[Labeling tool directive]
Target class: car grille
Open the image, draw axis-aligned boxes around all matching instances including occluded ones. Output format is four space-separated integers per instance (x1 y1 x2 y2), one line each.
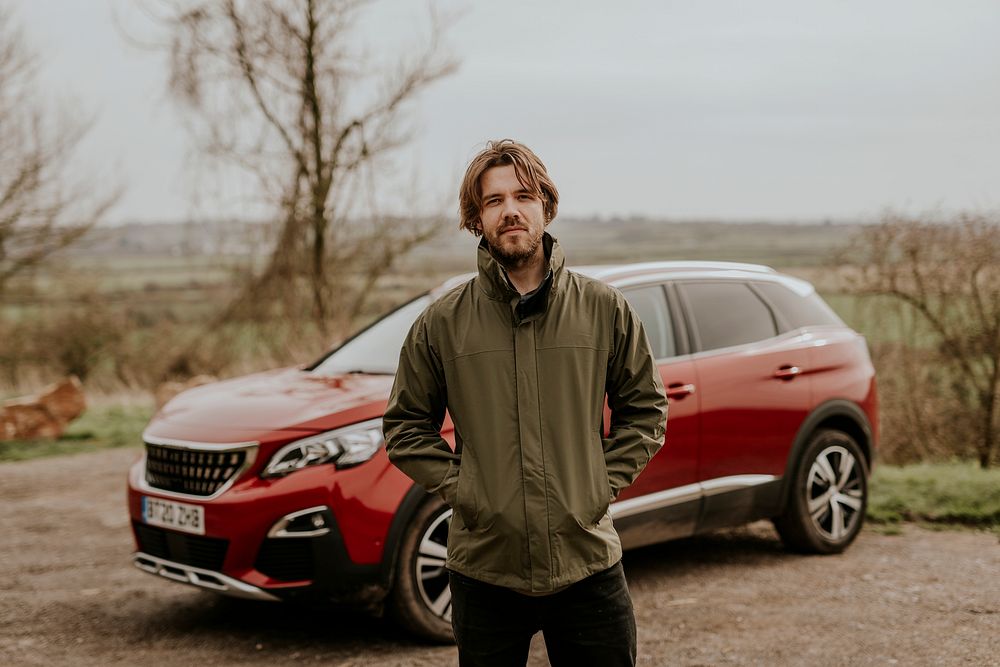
133 522 228 571
255 538 315 582
144 442 250 497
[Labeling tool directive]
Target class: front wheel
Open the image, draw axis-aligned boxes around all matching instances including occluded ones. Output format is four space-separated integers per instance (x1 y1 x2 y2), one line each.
386 497 455 643
773 429 869 554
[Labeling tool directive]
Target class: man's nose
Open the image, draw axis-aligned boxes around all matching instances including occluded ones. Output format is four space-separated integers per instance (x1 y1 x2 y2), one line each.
501 197 520 220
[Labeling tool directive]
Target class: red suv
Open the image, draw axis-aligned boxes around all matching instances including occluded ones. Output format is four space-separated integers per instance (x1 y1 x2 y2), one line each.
127 260 877 642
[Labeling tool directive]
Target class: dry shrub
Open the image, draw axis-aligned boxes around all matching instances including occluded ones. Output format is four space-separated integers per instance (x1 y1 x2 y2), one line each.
871 342 982 464
0 308 329 394
840 212 1000 467
0 301 126 390
48 306 126 382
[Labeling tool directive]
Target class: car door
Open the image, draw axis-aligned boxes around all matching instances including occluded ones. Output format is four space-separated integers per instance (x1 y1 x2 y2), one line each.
676 280 812 485
609 283 701 546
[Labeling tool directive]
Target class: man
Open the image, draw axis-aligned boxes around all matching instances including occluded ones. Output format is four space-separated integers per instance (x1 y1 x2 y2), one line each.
383 139 667 666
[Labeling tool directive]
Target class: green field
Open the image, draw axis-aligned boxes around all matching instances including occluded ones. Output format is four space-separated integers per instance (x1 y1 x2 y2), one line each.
8 219 867 318
0 218 947 399
1 219 885 393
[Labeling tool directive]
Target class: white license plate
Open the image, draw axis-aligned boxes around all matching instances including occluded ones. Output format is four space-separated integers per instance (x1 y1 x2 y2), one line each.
142 497 205 535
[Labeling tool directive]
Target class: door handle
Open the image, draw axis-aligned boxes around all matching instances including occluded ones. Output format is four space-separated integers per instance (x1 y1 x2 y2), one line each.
666 382 696 399
773 365 802 380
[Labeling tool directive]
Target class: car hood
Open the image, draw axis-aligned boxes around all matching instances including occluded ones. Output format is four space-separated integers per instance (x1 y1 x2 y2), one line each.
149 367 394 439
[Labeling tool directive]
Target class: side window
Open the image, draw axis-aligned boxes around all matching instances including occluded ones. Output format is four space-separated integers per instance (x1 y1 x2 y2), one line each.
622 285 676 359
679 281 777 352
753 281 844 329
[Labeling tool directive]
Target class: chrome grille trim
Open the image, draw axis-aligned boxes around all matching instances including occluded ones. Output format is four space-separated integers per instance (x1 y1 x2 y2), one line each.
139 434 258 501
132 552 280 601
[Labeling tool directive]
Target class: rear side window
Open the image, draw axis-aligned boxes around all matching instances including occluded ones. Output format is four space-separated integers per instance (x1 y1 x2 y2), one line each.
753 281 844 329
622 285 676 359
679 282 777 352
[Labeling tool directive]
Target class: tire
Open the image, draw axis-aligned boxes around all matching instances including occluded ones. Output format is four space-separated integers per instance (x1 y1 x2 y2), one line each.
773 429 869 554
386 497 455 644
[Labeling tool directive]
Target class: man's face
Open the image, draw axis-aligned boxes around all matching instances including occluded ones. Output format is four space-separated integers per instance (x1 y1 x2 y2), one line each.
478 164 547 267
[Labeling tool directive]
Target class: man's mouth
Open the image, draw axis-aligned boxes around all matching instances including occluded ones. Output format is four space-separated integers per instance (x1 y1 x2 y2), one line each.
500 227 527 236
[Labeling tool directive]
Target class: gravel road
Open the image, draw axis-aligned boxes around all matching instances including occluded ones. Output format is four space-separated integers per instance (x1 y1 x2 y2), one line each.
2 448 997 666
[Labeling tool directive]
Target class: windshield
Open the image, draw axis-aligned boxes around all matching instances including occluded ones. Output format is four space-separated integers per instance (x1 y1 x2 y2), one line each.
310 295 432 376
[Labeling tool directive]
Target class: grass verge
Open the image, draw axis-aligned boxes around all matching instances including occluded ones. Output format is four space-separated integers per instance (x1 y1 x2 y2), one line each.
867 462 1000 530
0 403 153 462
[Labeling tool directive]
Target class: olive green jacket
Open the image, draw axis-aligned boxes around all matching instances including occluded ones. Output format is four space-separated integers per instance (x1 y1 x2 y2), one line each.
383 234 667 592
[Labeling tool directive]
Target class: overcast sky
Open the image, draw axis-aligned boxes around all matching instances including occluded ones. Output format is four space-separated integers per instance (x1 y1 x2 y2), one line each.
12 0 1000 223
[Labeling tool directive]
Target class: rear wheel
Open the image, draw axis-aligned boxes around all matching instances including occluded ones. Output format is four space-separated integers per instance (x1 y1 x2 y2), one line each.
773 429 869 554
386 497 455 643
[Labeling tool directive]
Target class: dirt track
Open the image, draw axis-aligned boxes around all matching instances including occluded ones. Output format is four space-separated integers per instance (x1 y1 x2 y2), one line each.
1 447 998 666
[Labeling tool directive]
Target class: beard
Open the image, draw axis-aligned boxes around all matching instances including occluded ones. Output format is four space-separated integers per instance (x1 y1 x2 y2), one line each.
485 223 544 268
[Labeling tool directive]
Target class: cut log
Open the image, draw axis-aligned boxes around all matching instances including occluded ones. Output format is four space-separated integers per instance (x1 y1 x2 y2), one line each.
0 376 86 440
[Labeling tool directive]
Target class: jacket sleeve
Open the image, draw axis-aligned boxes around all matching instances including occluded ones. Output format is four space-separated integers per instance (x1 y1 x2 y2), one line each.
603 293 668 500
382 309 461 506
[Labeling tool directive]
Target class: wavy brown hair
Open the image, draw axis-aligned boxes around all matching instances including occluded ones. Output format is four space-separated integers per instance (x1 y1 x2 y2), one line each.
458 139 560 236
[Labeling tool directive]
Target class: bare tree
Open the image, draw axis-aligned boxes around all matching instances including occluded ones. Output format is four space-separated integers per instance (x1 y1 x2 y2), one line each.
150 0 456 336
0 8 119 298
843 213 1000 468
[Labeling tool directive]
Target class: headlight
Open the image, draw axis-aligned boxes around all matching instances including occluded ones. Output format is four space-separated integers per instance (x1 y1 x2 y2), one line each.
262 418 384 478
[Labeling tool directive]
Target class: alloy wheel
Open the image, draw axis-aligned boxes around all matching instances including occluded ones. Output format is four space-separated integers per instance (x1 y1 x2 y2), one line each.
415 507 452 622
805 445 864 541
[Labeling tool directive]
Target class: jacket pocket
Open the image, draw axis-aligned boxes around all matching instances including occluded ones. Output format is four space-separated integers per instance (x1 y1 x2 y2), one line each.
586 432 611 526
454 456 479 530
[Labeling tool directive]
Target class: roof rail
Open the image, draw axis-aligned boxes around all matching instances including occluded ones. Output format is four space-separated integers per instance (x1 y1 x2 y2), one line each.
432 260 778 296
574 260 777 280
611 260 776 274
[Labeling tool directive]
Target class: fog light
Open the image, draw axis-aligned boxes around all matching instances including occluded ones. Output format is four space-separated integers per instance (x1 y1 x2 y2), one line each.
267 506 331 538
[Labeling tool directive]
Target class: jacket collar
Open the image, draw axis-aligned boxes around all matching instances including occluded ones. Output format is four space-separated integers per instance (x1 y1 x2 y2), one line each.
476 232 566 303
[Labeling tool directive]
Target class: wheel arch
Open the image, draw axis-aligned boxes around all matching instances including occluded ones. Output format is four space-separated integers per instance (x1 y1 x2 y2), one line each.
378 482 436 591
777 399 874 513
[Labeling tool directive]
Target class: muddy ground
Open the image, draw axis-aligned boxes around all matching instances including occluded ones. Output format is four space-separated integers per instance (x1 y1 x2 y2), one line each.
1 448 997 666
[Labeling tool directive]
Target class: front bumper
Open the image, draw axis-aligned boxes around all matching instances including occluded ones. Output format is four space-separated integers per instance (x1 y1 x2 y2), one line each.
127 453 412 609
129 504 387 608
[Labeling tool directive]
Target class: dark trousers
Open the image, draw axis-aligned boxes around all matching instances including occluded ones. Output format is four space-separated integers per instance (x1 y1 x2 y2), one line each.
448 561 637 667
